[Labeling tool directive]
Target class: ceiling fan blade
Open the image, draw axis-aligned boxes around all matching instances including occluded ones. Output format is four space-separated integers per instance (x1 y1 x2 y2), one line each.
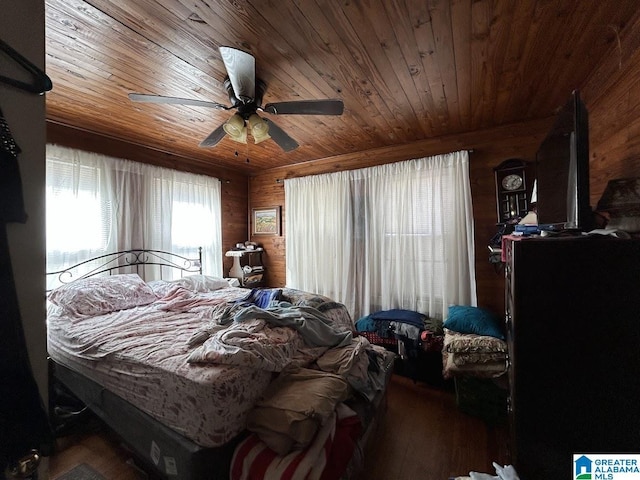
263 99 344 115
199 124 227 148
265 119 299 152
219 46 255 102
129 93 229 110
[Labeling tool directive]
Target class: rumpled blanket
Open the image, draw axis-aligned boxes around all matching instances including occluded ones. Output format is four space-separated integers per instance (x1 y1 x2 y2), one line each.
157 285 228 316
316 336 376 401
189 303 352 349
235 304 352 348
186 303 352 371
187 319 305 371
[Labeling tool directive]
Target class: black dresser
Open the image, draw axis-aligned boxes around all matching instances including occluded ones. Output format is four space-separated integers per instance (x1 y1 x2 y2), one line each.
504 235 640 479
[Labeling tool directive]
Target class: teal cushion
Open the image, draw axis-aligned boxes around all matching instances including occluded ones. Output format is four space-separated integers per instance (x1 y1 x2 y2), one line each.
443 305 504 339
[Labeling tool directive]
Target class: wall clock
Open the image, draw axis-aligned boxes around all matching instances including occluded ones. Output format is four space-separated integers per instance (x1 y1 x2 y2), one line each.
494 159 529 223
502 173 523 191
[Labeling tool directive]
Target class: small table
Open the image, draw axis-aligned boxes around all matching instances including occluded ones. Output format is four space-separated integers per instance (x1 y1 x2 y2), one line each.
225 248 264 287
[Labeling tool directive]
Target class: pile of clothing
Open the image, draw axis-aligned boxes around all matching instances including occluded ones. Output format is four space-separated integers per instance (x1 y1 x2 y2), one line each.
355 308 427 357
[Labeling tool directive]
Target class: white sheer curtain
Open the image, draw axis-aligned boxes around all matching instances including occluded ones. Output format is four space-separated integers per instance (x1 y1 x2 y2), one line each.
285 150 476 321
46 144 222 283
286 170 356 309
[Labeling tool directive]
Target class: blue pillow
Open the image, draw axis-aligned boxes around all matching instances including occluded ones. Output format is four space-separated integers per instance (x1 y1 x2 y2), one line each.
443 305 504 339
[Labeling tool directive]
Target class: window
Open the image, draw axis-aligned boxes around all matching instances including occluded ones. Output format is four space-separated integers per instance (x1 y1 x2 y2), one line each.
46 145 222 283
285 151 476 320
46 161 111 253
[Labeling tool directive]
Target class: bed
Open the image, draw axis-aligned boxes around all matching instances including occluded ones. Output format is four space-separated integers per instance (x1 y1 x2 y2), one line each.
46 249 395 480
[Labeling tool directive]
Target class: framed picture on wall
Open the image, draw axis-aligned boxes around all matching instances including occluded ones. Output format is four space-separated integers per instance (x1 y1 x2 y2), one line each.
252 206 281 235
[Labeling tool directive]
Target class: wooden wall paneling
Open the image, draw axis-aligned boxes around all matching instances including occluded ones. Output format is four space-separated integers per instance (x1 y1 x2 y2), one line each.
490 1 533 125
470 0 499 128
46 122 249 274
519 3 593 118
248 174 286 287
581 8 640 110
250 117 553 313
337 0 423 142
45 1 640 176
220 177 249 277
427 0 461 133
47 121 239 178
260 117 553 181
383 1 439 136
47 0 640 316
47 20 640 316
245 1 383 148
583 9 640 208
450 0 473 131
409 0 453 136
467 129 547 315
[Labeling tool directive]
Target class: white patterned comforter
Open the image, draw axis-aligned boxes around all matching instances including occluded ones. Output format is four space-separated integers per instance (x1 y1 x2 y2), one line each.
47 284 355 448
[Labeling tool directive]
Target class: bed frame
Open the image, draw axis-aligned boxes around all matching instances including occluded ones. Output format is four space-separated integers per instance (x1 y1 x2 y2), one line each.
47 248 394 480
51 362 241 479
46 248 202 291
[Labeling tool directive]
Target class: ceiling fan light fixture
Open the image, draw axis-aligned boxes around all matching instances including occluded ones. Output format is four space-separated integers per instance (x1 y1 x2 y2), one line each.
236 127 248 144
248 113 270 144
129 47 342 152
223 113 247 143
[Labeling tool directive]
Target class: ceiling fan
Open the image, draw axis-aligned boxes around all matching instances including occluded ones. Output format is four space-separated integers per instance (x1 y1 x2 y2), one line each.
129 46 344 152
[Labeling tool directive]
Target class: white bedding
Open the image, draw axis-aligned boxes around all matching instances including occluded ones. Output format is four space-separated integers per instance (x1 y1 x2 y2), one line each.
47 283 356 448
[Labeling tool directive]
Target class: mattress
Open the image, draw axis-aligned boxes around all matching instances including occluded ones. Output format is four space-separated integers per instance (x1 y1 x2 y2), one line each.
48 283 356 448
48 286 274 447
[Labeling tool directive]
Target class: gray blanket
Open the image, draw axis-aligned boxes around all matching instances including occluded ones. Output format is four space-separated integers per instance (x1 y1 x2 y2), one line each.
233 304 352 348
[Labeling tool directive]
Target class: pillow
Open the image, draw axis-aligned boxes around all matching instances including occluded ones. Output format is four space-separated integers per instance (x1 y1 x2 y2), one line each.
48 273 157 317
146 279 174 297
168 274 229 293
443 305 504 339
443 328 508 354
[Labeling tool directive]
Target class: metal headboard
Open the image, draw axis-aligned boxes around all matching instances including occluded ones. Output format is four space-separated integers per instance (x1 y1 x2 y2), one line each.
46 248 202 291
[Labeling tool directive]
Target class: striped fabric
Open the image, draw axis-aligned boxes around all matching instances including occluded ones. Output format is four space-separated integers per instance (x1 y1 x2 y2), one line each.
230 405 361 480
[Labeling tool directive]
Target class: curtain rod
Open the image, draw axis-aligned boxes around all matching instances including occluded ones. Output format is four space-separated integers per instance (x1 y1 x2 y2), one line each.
275 149 475 183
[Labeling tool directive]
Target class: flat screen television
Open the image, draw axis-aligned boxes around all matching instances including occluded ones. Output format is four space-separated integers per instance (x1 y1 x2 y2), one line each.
535 90 591 231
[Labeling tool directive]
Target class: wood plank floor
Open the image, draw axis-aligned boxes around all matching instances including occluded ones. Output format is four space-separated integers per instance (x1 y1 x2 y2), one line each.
357 375 508 480
49 374 508 480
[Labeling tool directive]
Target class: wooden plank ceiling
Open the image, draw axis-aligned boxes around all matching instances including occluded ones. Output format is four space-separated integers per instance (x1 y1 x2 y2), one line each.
44 0 640 175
